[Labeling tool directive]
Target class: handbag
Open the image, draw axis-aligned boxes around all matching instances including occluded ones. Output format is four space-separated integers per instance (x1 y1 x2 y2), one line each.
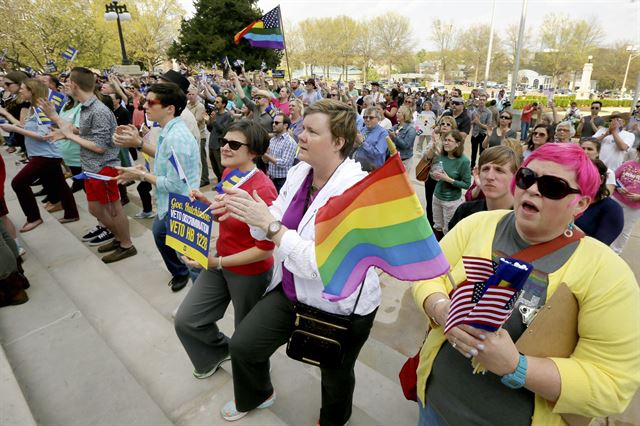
415 156 432 182
286 285 365 369
398 229 585 402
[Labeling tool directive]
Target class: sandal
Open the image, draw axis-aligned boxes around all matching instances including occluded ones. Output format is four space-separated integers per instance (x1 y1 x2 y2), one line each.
220 392 276 422
20 219 43 233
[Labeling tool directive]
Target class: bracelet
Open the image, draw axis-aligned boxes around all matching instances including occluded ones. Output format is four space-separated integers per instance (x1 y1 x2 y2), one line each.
137 138 144 151
217 256 223 270
430 298 449 326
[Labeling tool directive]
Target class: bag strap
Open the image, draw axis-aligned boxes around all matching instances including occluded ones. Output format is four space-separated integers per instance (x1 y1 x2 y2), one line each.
510 229 585 263
349 281 366 317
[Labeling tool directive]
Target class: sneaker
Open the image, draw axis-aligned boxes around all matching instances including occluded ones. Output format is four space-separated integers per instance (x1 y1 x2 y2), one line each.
88 230 114 246
193 354 231 379
82 225 104 241
101 245 137 263
134 210 156 219
169 275 189 292
97 239 120 253
221 392 276 422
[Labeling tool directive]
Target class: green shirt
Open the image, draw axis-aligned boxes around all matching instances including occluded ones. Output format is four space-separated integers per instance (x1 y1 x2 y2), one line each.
433 154 471 201
55 102 82 167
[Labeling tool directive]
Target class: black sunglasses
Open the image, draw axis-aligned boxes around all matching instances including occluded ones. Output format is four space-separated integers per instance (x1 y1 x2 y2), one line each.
515 167 581 200
500 115 511 119
451 101 463 105
219 138 248 150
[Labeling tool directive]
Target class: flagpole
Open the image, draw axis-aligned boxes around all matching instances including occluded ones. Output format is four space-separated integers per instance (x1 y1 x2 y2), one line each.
277 5 292 85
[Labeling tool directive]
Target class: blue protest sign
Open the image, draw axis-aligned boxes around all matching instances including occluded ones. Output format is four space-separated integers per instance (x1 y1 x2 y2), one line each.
165 193 213 268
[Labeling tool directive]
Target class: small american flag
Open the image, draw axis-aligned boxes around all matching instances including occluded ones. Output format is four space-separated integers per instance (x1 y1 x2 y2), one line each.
444 257 532 334
462 256 495 283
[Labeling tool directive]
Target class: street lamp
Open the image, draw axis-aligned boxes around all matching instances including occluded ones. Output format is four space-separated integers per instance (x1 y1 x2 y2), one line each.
621 45 639 95
104 1 132 65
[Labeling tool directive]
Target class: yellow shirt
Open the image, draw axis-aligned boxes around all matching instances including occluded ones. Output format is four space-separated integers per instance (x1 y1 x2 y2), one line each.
412 210 640 425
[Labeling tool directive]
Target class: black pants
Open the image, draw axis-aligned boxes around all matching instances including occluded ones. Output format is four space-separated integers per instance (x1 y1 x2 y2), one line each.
229 286 377 426
69 166 85 193
271 177 286 193
470 133 485 168
136 181 153 213
424 176 437 228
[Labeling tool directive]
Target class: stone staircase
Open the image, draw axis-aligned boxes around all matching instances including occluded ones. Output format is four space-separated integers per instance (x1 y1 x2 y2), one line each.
0 152 421 426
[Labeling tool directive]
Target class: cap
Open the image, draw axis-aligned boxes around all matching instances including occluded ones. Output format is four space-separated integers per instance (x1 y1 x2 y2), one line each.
159 70 190 94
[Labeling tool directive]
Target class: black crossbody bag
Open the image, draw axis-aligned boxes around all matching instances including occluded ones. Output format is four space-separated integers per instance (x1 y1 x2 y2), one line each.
286 285 364 369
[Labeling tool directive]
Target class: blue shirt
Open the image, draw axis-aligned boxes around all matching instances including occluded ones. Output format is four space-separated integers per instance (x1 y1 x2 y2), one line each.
154 117 201 219
267 132 298 179
24 110 60 158
392 122 416 160
353 124 388 171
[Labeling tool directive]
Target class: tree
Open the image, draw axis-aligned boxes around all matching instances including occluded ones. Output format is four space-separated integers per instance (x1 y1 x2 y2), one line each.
125 0 185 71
533 14 603 86
168 0 282 70
353 20 378 84
591 43 640 91
430 19 457 82
457 24 502 85
371 13 413 77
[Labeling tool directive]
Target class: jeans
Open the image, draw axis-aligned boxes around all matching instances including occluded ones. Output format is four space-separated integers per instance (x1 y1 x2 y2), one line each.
152 215 199 282
418 400 447 426
520 121 531 141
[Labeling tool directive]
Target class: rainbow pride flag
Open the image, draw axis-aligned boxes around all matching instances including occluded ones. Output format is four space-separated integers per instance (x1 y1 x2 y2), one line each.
315 154 450 301
234 6 285 49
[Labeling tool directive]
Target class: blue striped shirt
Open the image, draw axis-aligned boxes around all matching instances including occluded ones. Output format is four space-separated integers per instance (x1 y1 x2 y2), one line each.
154 117 201 219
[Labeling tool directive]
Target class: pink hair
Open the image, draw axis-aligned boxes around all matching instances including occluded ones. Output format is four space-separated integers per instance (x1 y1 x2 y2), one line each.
511 143 600 199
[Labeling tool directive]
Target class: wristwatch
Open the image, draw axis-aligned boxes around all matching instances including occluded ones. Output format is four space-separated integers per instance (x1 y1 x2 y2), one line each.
266 220 282 240
501 354 528 389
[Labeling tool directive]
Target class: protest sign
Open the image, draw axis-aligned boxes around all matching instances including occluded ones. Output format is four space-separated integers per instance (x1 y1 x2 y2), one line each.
165 192 213 268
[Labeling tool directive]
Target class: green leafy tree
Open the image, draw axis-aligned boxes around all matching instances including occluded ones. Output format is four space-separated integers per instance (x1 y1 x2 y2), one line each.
532 13 603 86
168 0 282 70
371 13 413 77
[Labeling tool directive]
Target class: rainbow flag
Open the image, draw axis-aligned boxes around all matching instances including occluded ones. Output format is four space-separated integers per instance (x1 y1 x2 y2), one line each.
234 6 285 49
315 154 450 301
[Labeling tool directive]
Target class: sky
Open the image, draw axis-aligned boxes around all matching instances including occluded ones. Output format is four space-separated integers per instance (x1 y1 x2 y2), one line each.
178 0 640 51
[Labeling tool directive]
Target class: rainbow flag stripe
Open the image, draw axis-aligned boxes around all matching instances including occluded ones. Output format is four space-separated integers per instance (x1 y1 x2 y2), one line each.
234 6 284 50
315 154 450 301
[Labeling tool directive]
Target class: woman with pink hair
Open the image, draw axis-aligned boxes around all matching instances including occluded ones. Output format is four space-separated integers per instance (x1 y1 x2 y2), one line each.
413 143 640 424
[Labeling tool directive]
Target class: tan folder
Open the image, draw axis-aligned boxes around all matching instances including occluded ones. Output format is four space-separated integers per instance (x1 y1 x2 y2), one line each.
515 282 591 426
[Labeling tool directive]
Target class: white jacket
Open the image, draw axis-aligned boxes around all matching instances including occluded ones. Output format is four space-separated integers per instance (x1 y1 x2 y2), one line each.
250 158 381 316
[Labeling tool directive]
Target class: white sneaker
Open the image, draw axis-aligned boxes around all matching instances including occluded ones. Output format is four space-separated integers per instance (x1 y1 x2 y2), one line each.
134 210 156 219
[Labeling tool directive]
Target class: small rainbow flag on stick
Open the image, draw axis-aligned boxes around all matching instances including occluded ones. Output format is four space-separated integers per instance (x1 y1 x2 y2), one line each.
314 151 450 301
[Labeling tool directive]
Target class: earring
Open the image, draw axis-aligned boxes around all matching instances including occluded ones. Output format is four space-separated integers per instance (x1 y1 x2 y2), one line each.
564 221 574 238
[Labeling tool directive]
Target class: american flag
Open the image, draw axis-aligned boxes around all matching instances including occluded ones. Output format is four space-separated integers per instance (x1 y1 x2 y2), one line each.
261 6 281 29
444 257 531 334
444 281 521 333
462 256 495 283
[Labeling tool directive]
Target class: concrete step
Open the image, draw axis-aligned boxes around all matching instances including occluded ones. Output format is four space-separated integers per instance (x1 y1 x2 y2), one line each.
0 343 36 426
0 225 171 425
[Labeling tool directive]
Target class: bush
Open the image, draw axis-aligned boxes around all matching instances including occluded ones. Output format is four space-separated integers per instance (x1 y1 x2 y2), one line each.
511 96 632 110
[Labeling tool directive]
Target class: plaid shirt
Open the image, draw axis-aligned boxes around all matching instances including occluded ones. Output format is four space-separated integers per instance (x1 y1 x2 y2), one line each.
154 117 201 219
267 131 298 179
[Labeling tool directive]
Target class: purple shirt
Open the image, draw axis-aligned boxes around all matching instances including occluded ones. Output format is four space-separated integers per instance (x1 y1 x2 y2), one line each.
280 170 314 301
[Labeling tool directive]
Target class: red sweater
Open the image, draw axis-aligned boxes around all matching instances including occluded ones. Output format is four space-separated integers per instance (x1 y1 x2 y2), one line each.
216 170 278 275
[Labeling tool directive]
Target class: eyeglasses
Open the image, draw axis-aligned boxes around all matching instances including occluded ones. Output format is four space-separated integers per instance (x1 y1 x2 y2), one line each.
532 131 547 138
219 138 248 150
273 121 283 125
500 115 511 119
451 101 464 106
363 115 377 120
636 104 640 108
145 98 163 107
515 167 581 200
440 122 452 126
556 127 568 132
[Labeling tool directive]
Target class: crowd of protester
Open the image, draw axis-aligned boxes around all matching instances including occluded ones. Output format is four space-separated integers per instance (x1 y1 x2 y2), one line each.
0 64 639 425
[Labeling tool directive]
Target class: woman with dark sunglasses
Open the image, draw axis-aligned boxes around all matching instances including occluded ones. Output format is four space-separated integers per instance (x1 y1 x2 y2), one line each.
413 143 639 425
482 111 517 149
523 123 554 159
174 119 277 381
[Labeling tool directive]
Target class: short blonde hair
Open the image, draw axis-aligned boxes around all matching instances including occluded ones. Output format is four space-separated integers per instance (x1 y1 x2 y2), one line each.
290 98 304 116
305 99 357 158
397 105 412 122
